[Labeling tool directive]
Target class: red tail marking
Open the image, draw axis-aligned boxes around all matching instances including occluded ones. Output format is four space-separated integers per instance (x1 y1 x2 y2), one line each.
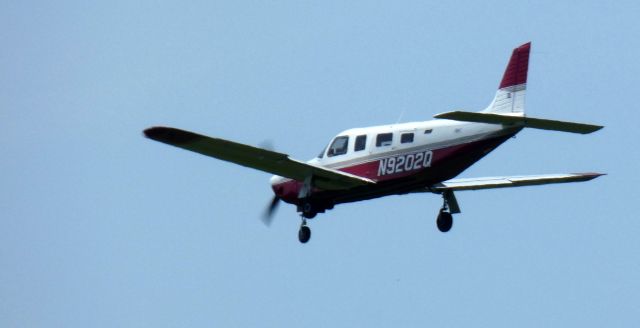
499 42 531 89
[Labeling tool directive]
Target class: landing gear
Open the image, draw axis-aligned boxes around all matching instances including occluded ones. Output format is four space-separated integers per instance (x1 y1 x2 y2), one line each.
296 199 320 242
436 209 453 232
298 175 318 219
298 219 311 243
436 190 459 233
296 199 330 242
301 201 317 219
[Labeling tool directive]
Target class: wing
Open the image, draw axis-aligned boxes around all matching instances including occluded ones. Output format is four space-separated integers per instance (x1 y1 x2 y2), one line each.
144 127 375 190
430 173 604 192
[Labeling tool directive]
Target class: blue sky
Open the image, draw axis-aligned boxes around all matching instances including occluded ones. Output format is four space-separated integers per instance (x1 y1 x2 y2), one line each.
2 1 639 327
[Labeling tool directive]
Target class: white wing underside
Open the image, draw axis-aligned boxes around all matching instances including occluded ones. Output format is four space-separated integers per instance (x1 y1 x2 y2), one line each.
430 173 604 192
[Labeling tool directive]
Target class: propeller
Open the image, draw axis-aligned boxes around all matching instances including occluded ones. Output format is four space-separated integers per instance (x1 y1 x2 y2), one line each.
258 139 281 226
261 195 280 226
257 139 284 226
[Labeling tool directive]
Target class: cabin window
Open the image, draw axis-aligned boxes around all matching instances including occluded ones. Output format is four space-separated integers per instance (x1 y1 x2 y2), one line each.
424 129 433 134
376 133 393 147
327 136 349 157
401 133 414 144
354 135 367 151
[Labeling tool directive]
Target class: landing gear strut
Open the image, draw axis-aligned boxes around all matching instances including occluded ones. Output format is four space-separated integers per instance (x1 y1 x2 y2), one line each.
298 176 317 220
298 218 311 243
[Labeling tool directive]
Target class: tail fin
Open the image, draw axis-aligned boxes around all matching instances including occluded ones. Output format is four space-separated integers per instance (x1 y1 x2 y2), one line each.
482 42 531 115
436 42 603 134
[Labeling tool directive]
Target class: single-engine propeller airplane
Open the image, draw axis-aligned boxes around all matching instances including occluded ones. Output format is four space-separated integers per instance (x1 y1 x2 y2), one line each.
144 42 604 243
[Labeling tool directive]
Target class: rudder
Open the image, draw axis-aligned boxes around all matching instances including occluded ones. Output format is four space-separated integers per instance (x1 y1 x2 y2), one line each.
482 42 531 115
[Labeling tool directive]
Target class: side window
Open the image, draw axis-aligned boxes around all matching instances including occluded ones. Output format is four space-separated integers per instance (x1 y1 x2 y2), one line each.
376 133 393 147
354 135 367 151
401 133 414 144
327 136 349 157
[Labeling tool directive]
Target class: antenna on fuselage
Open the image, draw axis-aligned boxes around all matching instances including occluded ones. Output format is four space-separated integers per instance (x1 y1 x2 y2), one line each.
395 110 405 124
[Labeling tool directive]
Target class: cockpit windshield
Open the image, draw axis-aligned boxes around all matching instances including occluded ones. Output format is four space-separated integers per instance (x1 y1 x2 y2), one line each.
317 145 327 158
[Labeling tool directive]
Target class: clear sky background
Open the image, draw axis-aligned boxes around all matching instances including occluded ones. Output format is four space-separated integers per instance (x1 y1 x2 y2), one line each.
2 1 639 327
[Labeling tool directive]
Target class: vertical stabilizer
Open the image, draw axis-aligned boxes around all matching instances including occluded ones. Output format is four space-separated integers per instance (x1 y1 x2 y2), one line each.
482 42 531 115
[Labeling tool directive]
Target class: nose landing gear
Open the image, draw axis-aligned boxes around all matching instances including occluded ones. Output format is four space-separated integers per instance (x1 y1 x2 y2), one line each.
296 199 317 243
301 200 317 219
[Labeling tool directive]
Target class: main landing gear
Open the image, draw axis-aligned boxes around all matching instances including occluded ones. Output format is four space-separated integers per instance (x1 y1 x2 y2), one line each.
436 190 460 233
437 209 453 232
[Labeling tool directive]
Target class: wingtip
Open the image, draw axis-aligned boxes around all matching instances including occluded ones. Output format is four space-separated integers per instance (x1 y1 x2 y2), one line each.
143 126 162 138
574 172 607 180
143 126 200 144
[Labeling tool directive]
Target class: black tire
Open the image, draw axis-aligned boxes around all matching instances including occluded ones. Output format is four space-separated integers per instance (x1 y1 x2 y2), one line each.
298 225 311 243
437 211 453 233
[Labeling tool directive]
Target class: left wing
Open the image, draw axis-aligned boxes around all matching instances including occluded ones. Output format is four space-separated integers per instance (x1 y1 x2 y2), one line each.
144 127 375 191
429 172 605 192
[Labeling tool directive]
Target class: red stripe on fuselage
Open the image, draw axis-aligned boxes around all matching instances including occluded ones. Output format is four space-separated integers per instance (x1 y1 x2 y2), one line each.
272 131 517 206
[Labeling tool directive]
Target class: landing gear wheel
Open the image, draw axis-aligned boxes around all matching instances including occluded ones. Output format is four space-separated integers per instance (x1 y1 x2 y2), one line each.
298 225 311 243
437 210 453 233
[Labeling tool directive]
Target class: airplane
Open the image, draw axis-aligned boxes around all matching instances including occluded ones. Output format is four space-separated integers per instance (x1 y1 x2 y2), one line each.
144 42 604 243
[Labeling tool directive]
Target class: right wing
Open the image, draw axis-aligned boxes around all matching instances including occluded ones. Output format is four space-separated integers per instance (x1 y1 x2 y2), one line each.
144 127 375 191
430 172 605 192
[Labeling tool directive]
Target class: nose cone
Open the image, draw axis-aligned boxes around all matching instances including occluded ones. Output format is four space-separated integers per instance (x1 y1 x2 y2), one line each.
269 175 284 186
269 175 300 203
269 175 286 195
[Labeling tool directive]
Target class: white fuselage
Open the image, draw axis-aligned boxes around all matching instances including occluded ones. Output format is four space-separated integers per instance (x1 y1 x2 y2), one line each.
270 119 509 187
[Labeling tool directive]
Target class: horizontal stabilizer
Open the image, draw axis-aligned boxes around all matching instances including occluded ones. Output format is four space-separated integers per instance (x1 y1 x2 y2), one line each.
430 172 605 192
434 111 603 134
144 127 375 191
